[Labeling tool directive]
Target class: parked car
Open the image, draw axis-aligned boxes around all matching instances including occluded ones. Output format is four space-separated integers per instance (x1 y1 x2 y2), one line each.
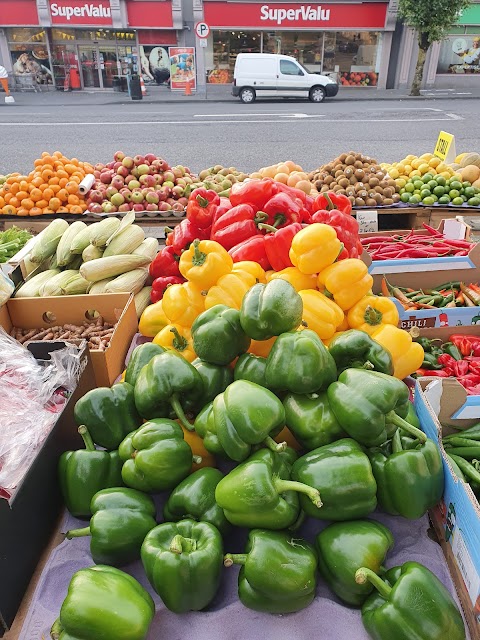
232 53 339 103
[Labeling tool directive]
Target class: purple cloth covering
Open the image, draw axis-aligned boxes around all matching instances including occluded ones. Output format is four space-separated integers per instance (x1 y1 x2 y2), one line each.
19 492 469 640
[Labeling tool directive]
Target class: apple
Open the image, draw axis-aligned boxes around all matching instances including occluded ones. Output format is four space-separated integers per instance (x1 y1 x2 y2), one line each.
163 181 175 189
172 167 184 179
132 203 145 212
115 166 127 179
172 185 184 197
88 190 104 204
111 176 125 190
145 203 159 212
110 192 125 207
183 176 193 185
102 202 117 213
100 171 113 184
106 186 118 199
128 180 141 190
120 188 132 202
131 191 145 204
163 171 175 182
172 202 185 212
154 174 164 186
178 197 188 207
118 202 132 212
167 197 176 206
150 159 163 172
93 170 101 179
146 192 159 204
94 163 104 171
88 203 103 214
125 174 135 184
156 189 167 202
137 164 150 176
114 151 126 162
176 178 186 187
144 153 157 164
106 161 115 170
139 174 156 188
134 155 145 166
157 158 170 171
159 202 172 212
122 156 135 169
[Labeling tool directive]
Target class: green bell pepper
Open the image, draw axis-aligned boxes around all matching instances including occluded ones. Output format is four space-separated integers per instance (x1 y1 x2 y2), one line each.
316 520 393 606
74 383 142 450
327 369 428 447
356 562 465 640
224 529 318 614
186 357 233 411
58 426 123 518
368 430 444 519
194 401 226 456
328 329 394 375
125 343 165 387
192 304 250 365
50 565 155 640
283 391 346 450
66 488 157 566
215 448 321 529
234 353 268 388
213 380 286 462
239 279 303 340
163 467 230 534
119 419 199 492
141 519 223 613
134 351 202 430
292 438 377 520
265 329 337 394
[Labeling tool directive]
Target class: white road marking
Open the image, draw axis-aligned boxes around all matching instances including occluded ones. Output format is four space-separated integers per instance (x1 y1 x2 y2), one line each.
194 112 296 117
445 112 464 120
279 113 325 118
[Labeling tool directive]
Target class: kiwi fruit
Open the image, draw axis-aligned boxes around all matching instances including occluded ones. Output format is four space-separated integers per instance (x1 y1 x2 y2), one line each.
324 175 335 185
366 198 377 207
374 193 383 204
392 194 401 203
379 180 390 189
348 196 356 204
355 197 366 206
374 186 384 195
354 169 365 181
358 190 368 199
338 154 347 163
383 187 393 198
354 160 364 169
334 169 344 179
338 177 350 188
369 177 380 187
383 198 394 206
354 183 365 193
345 155 355 166
344 167 354 177
346 187 356 197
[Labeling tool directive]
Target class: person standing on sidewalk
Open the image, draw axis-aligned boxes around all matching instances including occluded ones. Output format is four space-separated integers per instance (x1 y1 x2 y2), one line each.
0 64 15 102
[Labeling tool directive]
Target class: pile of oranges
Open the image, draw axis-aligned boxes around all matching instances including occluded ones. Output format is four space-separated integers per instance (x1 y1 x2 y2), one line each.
0 152 94 216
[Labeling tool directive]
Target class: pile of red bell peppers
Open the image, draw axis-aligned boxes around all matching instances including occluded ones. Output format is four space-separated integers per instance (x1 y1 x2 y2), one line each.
415 334 480 395
148 180 363 302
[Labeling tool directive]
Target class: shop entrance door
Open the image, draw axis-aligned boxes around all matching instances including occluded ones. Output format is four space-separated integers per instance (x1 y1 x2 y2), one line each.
78 46 101 88
98 46 118 89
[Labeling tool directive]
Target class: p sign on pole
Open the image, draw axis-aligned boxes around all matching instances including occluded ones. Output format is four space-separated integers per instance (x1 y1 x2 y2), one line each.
195 22 210 38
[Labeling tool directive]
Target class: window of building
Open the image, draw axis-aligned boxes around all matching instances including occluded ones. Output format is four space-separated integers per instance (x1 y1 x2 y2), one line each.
7 28 53 86
437 35 480 74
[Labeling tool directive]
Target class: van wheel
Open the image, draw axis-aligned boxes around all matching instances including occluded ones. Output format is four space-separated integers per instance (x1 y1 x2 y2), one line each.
309 86 326 103
240 87 256 103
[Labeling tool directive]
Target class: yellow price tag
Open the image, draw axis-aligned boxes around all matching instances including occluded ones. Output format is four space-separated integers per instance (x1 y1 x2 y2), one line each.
434 131 456 164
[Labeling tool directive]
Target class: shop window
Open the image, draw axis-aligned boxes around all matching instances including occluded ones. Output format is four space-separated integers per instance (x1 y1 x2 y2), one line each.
7 28 46 43
280 60 303 75
335 32 381 87
209 31 260 83
51 28 76 41
437 35 480 74
264 32 322 72
7 29 53 86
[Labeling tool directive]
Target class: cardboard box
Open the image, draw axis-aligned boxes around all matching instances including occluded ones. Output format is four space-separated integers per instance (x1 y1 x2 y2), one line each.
0 341 95 634
0 293 137 387
415 379 480 639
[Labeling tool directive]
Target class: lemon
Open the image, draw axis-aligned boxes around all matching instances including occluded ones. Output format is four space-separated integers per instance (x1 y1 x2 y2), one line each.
411 159 422 170
396 164 406 175
455 153 467 164
410 169 421 177
429 157 441 168
395 178 406 188
418 163 430 174
404 165 412 174
389 168 399 179
420 153 434 160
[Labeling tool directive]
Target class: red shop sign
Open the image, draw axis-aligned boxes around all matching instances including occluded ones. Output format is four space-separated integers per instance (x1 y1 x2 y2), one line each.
203 2 388 29
49 0 113 25
0 0 39 25
127 1 174 28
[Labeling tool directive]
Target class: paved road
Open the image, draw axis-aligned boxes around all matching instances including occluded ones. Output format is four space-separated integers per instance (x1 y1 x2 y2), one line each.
0 98 476 175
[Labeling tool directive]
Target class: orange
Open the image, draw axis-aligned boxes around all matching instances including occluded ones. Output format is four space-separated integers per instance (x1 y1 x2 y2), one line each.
16 207 29 217
34 158 43 168
0 196 4 208
16 190 29 202
79 202 88 212
9 183 20 195
19 180 29 192
42 187 54 200
29 207 43 216
57 188 68 202
42 208 54 214
64 164 77 175
2 204 17 215
30 188 43 202
42 169 54 182
67 194 80 206
31 176 44 188
49 176 60 186
65 181 79 194
4 192 14 204
58 177 68 188
21 198 34 210
42 156 55 166
70 158 79 166
49 197 61 211
68 205 83 214
53 151 63 159
57 206 69 213
36 199 48 209
56 170 69 180
8 197 20 208
50 184 61 194
69 175 81 184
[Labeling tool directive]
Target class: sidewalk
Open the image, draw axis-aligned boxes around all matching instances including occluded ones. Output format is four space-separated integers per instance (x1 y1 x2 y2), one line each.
2 84 480 106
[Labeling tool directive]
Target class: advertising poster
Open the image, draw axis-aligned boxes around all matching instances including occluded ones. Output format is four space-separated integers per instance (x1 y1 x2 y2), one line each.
168 47 196 91
139 45 170 85
438 36 480 74
10 47 53 85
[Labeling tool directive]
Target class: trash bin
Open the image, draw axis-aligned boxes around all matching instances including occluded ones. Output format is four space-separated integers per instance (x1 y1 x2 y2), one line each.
130 74 142 101
120 76 128 92
112 76 122 92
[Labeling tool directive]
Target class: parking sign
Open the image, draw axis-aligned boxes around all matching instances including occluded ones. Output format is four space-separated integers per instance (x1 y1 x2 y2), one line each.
195 22 210 38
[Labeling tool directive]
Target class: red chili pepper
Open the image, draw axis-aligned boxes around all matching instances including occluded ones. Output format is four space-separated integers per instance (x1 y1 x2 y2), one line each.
416 369 451 377
468 361 480 375
228 235 271 271
437 354 458 369
186 188 220 229
151 275 185 303
313 191 352 215
260 222 303 271
450 335 476 357
210 204 266 251
149 245 180 279
422 223 443 237
211 196 233 226
453 360 470 377
262 192 309 226
165 219 210 255
230 178 277 210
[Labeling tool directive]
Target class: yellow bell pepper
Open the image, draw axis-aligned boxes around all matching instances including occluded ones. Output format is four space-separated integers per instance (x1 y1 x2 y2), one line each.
153 324 196 362
179 239 233 289
289 224 342 275
347 295 400 336
268 267 317 292
337 315 350 331
233 261 267 283
317 258 373 311
139 300 169 337
162 281 205 327
180 424 216 471
204 269 256 310
298 289 344 340
371 324 424 379
247 336 277 358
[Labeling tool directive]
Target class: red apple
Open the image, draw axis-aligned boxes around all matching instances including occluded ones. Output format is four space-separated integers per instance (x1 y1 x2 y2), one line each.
172 185 184 197
144 153 157 164
117 165 129 178
94 163 104 172
159 202 172 211
156 189 167 202
172 167 184 179
172 202 184 212
89 190 104 204
134 155 145 166
140 174 156 188
146 192 159 204
167 197 176 206
102 202 117 213
106 162 115 170
125 174 135 184
111 176 125 190
158 158 170 171
106 186 118 199
120 188 132 202
154 174 164 186
93 170 101 179
100 171 113 184
176 178 187 187
137 164 150 176
183 176 193 185
163 171 175 182
114 151 126 162
178 197 188 207
122 156 135 169
132 203 145 212
88 203 103 213
145 203 159 212
118 202 132 212
163 181 175 189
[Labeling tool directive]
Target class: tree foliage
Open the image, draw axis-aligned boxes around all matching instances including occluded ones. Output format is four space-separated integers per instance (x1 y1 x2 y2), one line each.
399 0 471 48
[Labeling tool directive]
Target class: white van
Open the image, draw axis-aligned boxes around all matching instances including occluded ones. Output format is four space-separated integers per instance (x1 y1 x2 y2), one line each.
232 53 338 103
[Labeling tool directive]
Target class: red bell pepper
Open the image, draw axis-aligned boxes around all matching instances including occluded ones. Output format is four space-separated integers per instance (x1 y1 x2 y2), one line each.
210 204 267 251
449 335 477 357
165 219 210 254
151 275 185 303
228 235 271 271
259 222 303 271
312 207 362 259
149 245 180 279
230 178 277 210
313 191 352 215
262 192 309 227
211 196 233 226
186 188 220 229
273 182 308 205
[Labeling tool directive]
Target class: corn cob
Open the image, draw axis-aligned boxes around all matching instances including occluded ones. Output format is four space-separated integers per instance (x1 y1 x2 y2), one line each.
56 221 88 266
88 278 115 294
29 219 69 264
62 274 90 295
105 268 149 295
106 211 135 245
82 244 104 262
40 270 79 297
80 254 150 282
68 255 83 270
134 286 152 318
133 237 158 261
90 218 121 248
15 269 60 298
103 225 145 258
71 223 98 254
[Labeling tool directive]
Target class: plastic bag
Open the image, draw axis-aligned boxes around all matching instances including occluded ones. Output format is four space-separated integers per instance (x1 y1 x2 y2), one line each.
0 271 14 306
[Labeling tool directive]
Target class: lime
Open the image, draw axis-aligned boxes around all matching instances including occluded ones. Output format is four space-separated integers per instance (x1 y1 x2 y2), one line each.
436 176 447 186
422 173 434 183
409 195 421 204
438 195 451 204
413 180 424 190
399 188 405 195
414 190 421 196
462 181 472 189
420 189 431 199
468 197 480 206
405 183 415 193
433 186 445 196
452 197 464 206
464 187 476 198
451 180 462 190
427 180 438 190
422 196 435 205
449 190 460 199
401 192 411 203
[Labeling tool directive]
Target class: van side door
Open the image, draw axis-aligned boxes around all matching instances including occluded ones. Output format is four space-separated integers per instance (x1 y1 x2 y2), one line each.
276 59 308 97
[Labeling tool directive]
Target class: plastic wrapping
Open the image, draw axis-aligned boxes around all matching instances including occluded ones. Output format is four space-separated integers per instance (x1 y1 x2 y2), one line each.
0 328 84 498
0 272 14 305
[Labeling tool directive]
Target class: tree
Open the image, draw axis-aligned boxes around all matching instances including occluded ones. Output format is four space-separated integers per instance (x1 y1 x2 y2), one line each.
399 0 471 95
